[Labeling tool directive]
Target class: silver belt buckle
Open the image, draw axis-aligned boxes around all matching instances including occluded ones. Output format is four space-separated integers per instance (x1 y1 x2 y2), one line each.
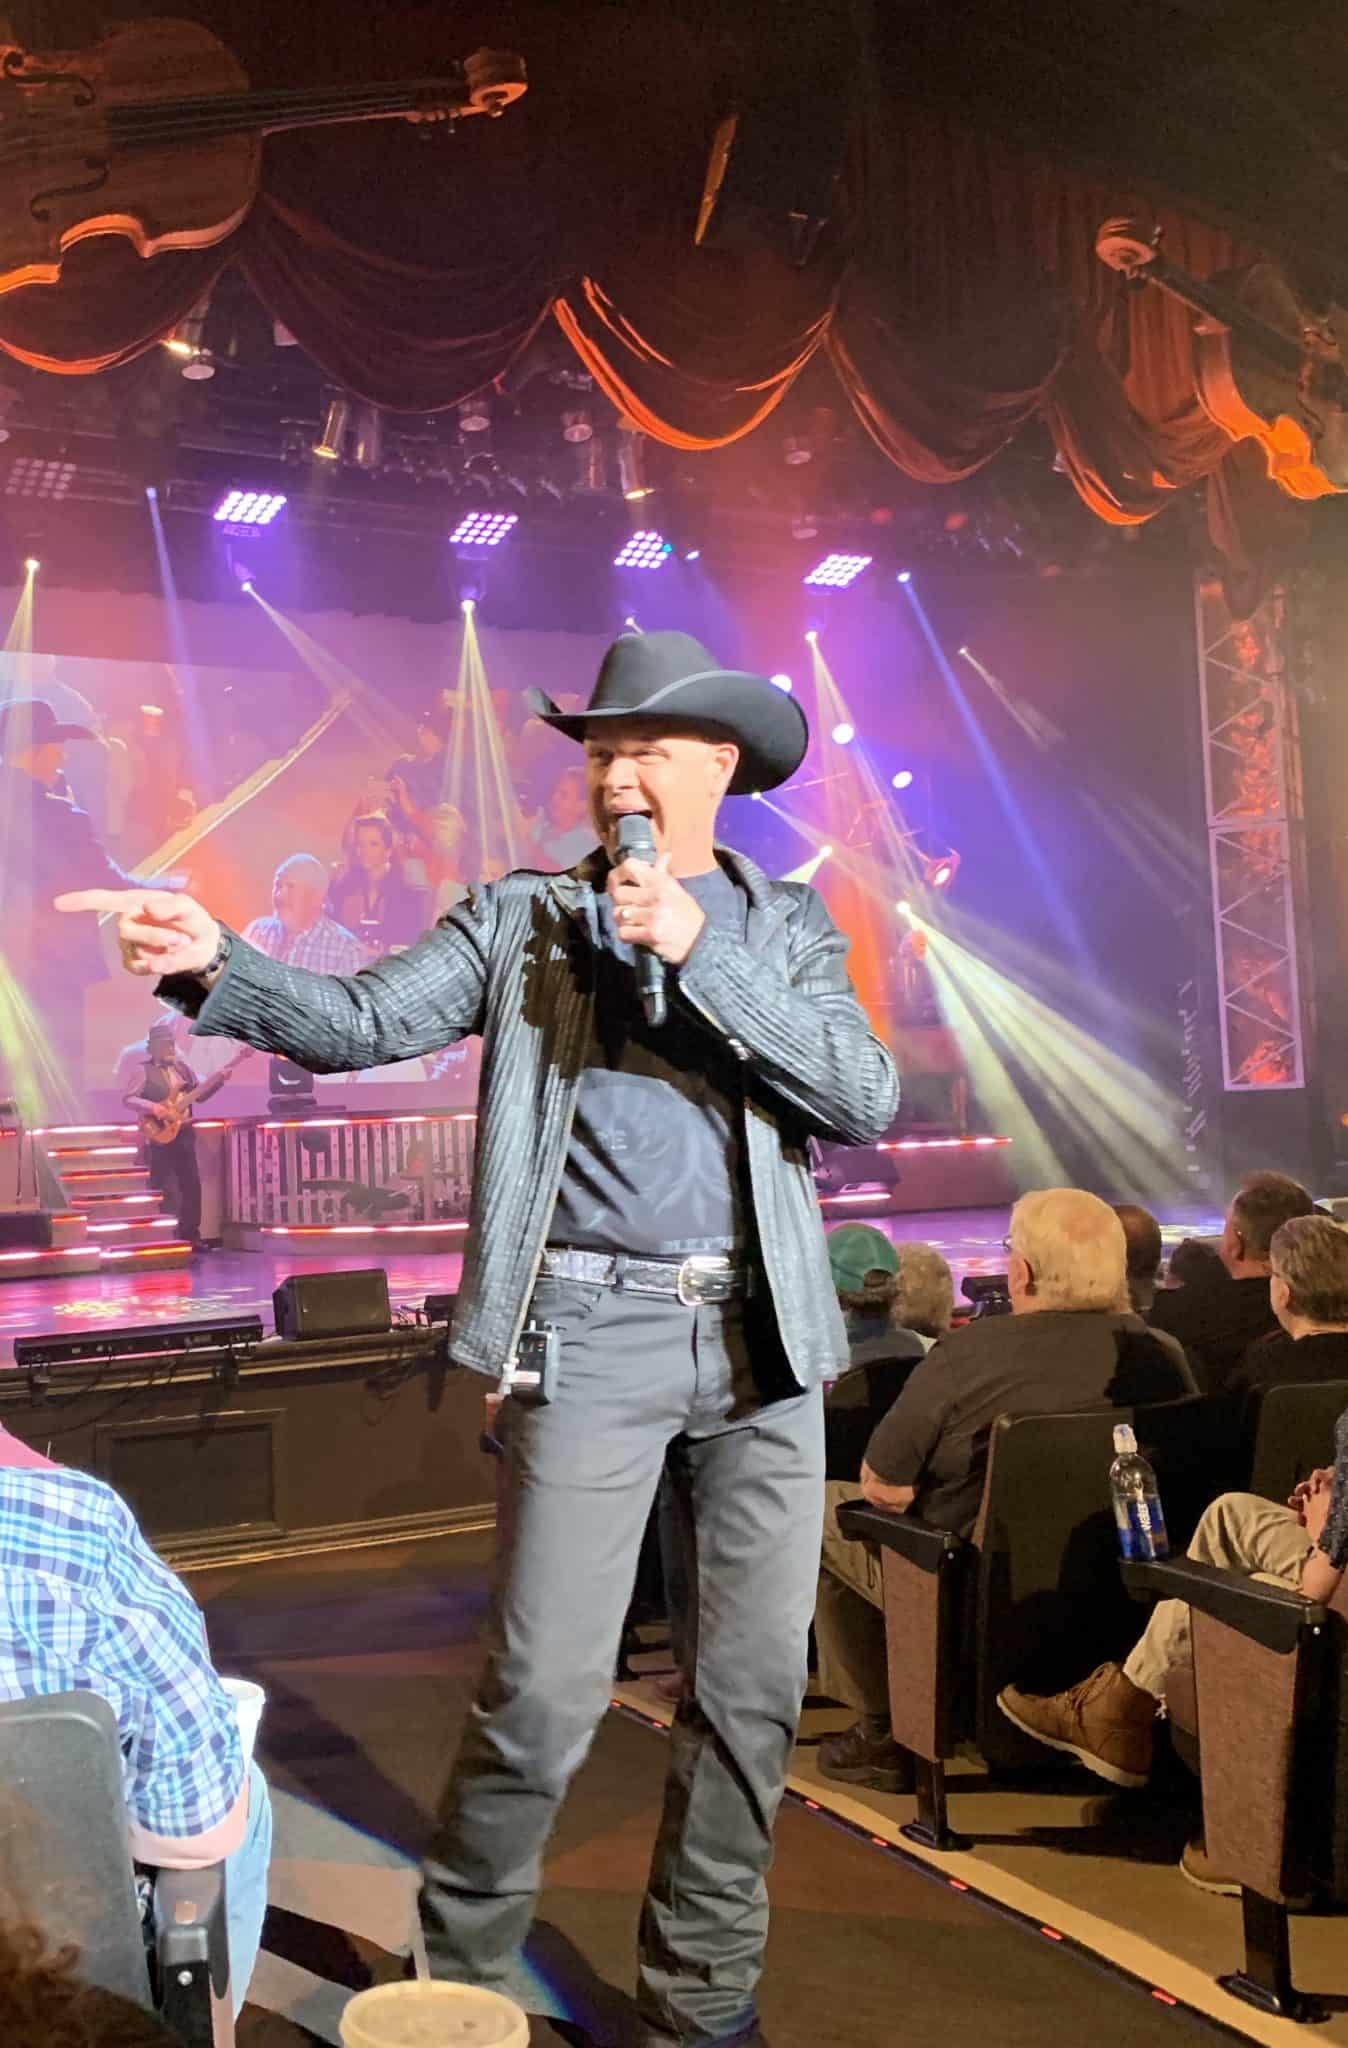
676 1256 729 1306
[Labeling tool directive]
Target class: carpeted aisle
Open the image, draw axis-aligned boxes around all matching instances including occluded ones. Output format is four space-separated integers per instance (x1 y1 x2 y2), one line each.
191 1532 1225 2047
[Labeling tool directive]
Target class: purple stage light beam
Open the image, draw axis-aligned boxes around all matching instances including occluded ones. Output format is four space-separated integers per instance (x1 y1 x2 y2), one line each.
803 552 872 589
614 530 672 570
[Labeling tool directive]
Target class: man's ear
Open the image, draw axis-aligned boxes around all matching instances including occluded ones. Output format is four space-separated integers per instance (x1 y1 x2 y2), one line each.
712 742 739 796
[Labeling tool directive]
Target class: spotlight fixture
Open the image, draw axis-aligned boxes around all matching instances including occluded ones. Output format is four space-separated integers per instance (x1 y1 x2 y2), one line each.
312 394 352 462
684 548 701 561
352 404 384 472
897 569 912 584
782 435 813 467
561 409 593 444
750 791 763 802
923 850 961 891
830 721 855 745
957 645 970 657
770 673 793 693
896 899 913 916
618 424 654 502
162 303 213 379
449 510 518 547
458 393 492 435
891 769 913 790
240 580 255 595
461 596 476 613
804 552 872 589
614 530 672 570
804 628 819 643
23 555 39 574
213 489 287 529
4 456 76 502
623 614 640 630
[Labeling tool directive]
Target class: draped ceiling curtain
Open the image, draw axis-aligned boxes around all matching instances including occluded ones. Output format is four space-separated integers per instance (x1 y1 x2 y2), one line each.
0 1 1309 602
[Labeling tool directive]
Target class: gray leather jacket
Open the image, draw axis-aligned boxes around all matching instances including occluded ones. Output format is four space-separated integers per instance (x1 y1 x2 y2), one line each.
171 847 899 1384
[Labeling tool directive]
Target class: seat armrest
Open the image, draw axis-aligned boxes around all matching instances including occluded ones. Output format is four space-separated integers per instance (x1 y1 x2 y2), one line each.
153 1862 231 2046
836 1499 964 1573
1121 1557 1325 1654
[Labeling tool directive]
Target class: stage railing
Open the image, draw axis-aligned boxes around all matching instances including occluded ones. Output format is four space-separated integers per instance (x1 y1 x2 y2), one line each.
227 1112 477 1227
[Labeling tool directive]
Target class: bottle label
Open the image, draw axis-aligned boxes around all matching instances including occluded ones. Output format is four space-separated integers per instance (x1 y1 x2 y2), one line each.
1114 1497 1170 1561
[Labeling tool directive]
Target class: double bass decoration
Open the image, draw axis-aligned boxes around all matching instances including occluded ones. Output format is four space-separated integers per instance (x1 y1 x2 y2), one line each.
0 18 526 294
1095 217 1348 499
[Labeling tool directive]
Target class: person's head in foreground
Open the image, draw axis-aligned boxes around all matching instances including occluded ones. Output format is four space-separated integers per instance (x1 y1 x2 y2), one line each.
827 1223 899 1318
1220 1171 1316 1277
0 1923 173 2047
894 1241 955 1341
1113 1203 1163 1314
1005 1189 1129 1316
1269 1214 1348 1337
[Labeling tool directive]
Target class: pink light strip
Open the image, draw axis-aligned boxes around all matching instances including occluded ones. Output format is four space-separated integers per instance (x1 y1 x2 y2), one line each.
258 1222 470 1237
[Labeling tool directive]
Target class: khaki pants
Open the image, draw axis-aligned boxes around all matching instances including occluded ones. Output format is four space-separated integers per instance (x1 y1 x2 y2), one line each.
815 1479 889 1717
1124 1491 1313 1698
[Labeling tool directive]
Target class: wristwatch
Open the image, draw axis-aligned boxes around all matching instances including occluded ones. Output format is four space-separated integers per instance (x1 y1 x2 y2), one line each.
200 927 234 984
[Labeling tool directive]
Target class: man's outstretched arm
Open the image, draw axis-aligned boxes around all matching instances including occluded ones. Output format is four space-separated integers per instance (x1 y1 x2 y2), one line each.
56 887 493 1073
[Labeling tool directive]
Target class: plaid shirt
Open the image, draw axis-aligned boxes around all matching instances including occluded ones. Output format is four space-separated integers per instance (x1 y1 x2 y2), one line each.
0 1462 243 1838
242 911 367 975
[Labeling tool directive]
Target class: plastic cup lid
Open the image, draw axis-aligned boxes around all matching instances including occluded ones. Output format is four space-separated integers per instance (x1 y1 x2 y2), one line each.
339 1981 530 2048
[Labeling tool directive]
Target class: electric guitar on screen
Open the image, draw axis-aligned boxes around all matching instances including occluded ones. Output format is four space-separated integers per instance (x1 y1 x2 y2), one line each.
138 1046 257 1145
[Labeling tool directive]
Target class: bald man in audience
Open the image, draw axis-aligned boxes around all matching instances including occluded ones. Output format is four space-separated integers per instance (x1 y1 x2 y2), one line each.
815 1190 1193 1791
242 855 365 976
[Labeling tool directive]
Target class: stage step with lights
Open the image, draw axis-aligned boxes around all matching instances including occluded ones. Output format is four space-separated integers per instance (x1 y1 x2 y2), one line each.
815 1132 1016 1215
47 1138 191 1272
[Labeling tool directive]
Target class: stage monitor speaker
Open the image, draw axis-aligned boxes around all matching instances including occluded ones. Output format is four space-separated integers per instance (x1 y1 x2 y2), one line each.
273 1269 391 1342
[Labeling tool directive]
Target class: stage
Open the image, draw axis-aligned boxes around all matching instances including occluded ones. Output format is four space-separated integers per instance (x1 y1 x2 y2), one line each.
0 1203 1223 1369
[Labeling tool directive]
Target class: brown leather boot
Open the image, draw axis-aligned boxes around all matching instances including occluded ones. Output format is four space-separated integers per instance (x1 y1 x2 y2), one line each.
996 1662 1154 1788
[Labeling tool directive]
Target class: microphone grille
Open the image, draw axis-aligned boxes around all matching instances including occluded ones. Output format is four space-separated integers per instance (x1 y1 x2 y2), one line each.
614 812 656 860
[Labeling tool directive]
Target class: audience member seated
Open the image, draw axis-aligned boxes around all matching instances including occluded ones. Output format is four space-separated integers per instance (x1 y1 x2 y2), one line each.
827 1224 924 1376
1114 1203 1163 1314
0 1423 272 2013
1164 1236 1225 1292
998 1399 1347 1892
814 1190 1193 1790
326 812 426 953
0 1922 174 2046
530 763 598 871
893 1241 955 1352
1224 1213 1348 1413
385 707 449 813
243 852 366 975
1147 1172 1315 1391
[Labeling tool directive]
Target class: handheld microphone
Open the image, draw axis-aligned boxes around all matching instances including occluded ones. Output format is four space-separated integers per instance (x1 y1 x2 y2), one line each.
614 811 668 1029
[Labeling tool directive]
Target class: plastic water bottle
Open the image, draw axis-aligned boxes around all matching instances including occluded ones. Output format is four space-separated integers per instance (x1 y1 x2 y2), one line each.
1109 1423 1170 1561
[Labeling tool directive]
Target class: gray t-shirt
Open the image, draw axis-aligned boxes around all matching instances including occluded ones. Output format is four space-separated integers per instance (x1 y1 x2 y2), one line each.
548 865 749 1257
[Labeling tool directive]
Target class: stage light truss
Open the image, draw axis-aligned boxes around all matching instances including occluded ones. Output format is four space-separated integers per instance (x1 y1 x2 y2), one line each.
213 488 287 529
450 509 519 547
1195 582 1306 1091
614 529 672 569
803 551 872 588
4 455 76 500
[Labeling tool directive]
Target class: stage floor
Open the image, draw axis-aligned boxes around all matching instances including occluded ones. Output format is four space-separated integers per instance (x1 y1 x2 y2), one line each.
0 1204 1224 1365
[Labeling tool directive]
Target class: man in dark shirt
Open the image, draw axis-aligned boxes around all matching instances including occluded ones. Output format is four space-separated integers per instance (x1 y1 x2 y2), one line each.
1224 1213 1348 1413
1147 1171 1315 1391
815 1189 1191 1789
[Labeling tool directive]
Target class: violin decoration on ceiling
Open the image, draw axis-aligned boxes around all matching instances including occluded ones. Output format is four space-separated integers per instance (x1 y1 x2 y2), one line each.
1096 216 1348 499
0 18 526 296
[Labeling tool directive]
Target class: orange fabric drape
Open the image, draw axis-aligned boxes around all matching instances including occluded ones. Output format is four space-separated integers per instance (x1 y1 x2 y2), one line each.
0 5 1314 605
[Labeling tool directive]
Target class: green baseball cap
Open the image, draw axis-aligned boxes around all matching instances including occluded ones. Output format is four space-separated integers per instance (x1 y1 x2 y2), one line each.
827 1223 899 1297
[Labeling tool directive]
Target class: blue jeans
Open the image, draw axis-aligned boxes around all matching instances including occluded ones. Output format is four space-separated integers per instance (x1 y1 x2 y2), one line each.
224 1762 272 2014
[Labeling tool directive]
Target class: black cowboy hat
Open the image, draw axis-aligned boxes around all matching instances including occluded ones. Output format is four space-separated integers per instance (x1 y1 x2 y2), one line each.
0 697 95 751
525 631 807 794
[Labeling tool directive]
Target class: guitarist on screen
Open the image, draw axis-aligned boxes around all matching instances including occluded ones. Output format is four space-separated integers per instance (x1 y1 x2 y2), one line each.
121 1019 245 1250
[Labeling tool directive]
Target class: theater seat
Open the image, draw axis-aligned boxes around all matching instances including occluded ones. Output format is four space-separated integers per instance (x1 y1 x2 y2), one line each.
1246 1378 1348 1501
1125 1557 1348 2021
838 1397 1208 1849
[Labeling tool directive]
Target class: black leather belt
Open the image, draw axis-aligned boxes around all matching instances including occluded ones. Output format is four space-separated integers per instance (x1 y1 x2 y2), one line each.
540 1246 755 1305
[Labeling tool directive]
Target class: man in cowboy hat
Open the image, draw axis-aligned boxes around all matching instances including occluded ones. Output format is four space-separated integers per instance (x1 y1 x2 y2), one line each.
57 630 899 2048
0 697 133 1101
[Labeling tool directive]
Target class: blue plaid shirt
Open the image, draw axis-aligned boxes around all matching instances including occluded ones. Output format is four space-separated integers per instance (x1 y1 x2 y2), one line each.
0 1465 244 1838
